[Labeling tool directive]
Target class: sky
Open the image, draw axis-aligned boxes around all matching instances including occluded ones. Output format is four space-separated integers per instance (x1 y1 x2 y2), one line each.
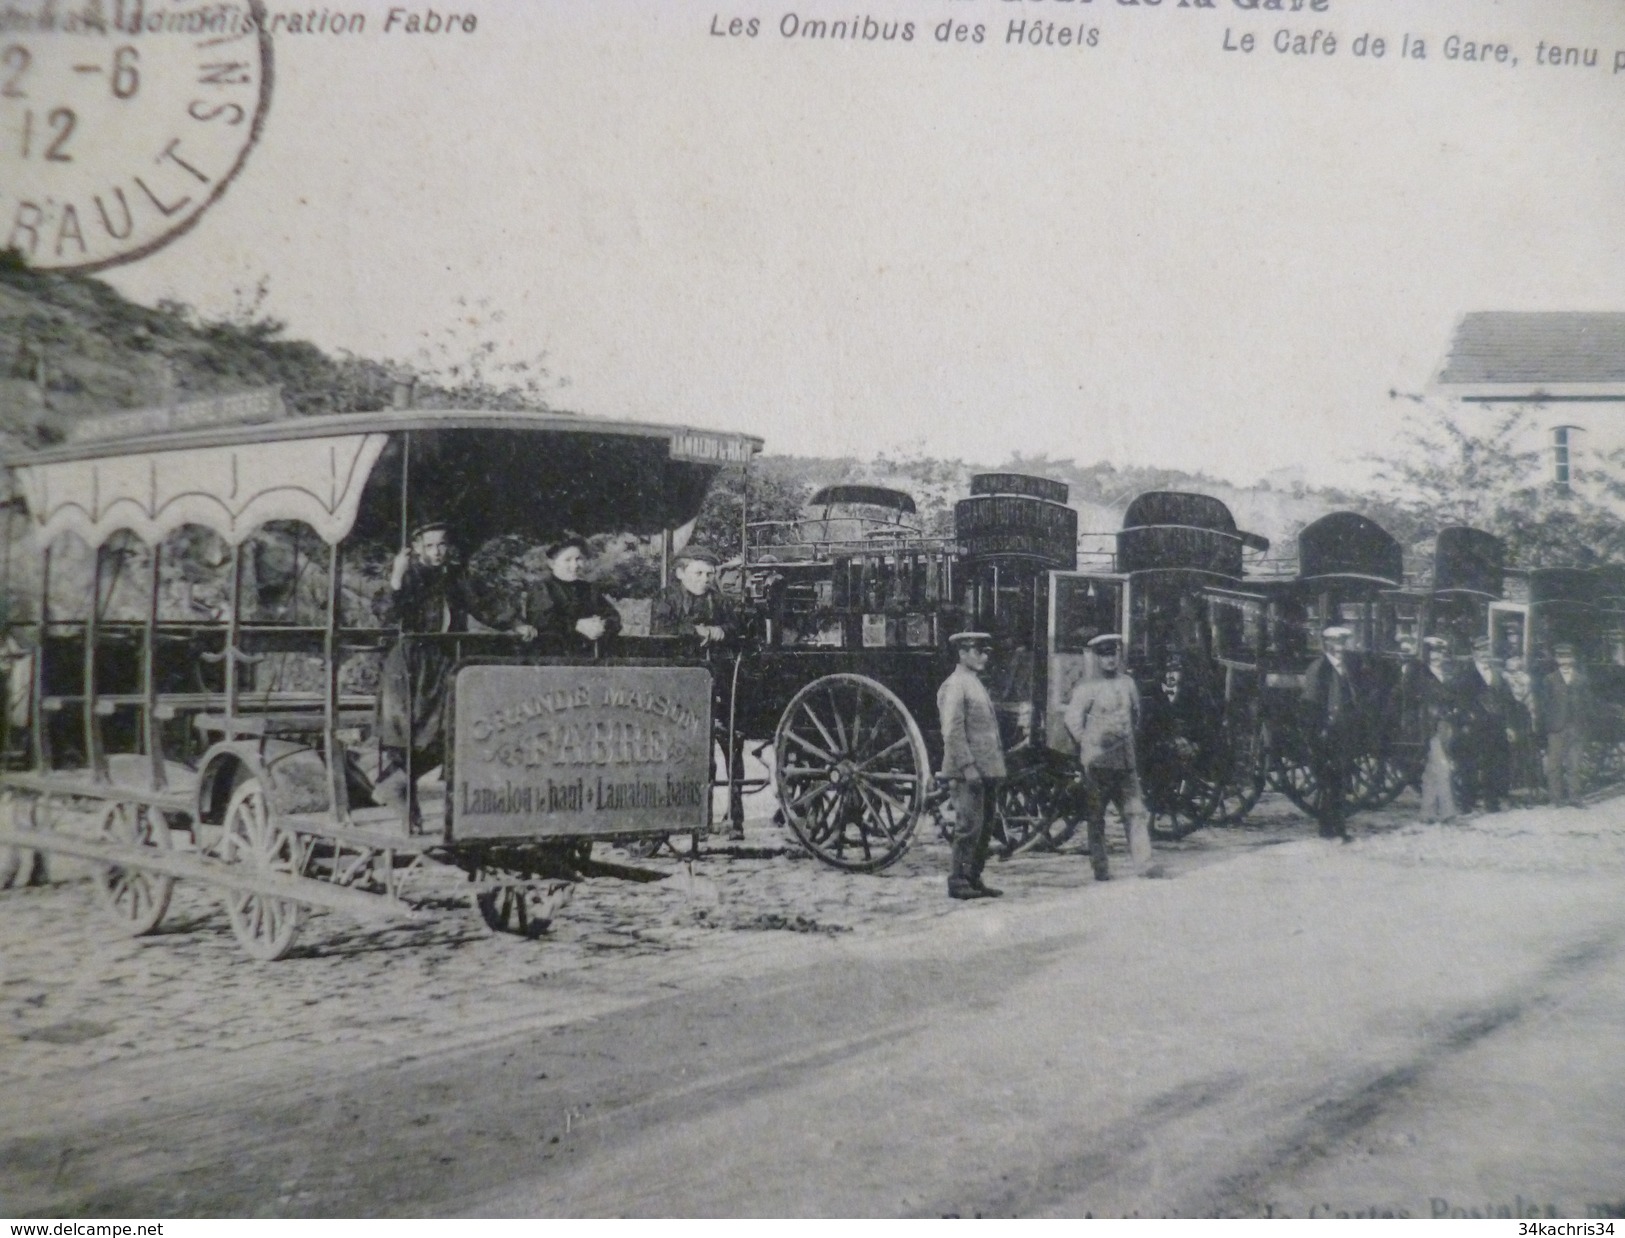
92 0 1625 490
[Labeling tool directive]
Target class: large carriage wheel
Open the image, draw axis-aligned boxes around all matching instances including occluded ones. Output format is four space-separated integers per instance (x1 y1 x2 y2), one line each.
1581 737 1623 793
1353 747 1412 810
774 674 929 872
474 882 573 938
992 749 1082 856
1211 713 1269 826
219 779 306 961
91 801 174 936
1145 762 1221 842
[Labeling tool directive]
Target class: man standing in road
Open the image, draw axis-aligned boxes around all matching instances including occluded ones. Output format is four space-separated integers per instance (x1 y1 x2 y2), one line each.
1537 643 1593 807
936 631 1006 900
1064 633 1156 881
1459 636 1514 813
1301 625 1359 841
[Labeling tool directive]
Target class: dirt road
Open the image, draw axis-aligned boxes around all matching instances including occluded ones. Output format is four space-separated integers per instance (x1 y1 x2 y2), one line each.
4 798 1624 1218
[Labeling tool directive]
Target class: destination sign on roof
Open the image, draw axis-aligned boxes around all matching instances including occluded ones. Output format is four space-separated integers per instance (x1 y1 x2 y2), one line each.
969 473 1070 505
669 431 754 465
67 387 287 445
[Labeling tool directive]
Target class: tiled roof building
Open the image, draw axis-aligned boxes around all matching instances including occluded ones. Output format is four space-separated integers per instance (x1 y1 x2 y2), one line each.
1437 312 1625 398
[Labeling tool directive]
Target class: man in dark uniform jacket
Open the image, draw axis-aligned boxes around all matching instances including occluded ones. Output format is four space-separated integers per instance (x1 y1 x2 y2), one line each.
374 523 535 820
526 535 622 655
1301 625 1360 840
651 547 747 837
651 547 738 649
1537 643 1593 807
1458 636 1514 812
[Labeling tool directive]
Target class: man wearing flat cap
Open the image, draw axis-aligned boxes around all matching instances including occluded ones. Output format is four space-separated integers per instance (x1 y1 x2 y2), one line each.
1063 633 1154 880
1536 643 1593 807
651 546 738 650
937 631 1006 899
652 546 747 836
526 534 622 655
374 522 537 824
1300 625 1361 840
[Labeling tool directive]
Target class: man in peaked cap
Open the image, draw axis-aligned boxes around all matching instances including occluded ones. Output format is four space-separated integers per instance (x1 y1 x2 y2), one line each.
1458 635 1513 813
652 545 748 837
651 546 738 650
937 631 1006 899
1536 643 1594 807
1301 625 1361 840
1064 633 1157 880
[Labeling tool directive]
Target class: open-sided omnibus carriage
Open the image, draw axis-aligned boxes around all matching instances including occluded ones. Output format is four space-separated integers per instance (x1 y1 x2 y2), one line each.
1048 491 1272 839
733 472 1086 871
0 400 762 958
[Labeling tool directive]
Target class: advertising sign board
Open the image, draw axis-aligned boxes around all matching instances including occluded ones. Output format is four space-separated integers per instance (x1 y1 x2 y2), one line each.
452 664 713 840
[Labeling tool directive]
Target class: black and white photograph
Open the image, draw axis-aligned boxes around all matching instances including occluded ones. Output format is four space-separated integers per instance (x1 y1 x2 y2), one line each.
1 0 1623 1221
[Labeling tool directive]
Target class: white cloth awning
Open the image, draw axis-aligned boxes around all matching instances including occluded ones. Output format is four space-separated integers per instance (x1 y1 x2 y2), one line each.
16 433 388 548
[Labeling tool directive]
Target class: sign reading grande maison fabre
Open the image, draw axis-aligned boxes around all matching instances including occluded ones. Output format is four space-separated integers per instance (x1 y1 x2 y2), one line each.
452 665 714 840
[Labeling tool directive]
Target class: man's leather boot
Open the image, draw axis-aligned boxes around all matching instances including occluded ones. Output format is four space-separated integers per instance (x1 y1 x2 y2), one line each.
969 827 1002 897
948 836 989 899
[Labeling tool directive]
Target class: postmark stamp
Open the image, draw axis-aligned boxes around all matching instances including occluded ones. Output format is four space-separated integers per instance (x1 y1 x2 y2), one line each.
0 0 273 273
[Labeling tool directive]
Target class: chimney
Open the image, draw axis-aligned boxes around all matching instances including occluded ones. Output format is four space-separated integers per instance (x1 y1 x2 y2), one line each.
391 378 417 410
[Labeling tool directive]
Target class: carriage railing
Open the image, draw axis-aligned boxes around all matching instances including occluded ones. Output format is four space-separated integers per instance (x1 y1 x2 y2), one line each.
744 530 957 565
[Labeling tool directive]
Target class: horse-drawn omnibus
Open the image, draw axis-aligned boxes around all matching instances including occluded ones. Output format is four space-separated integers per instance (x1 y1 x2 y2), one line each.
733 472 1084 870
0 397 762 957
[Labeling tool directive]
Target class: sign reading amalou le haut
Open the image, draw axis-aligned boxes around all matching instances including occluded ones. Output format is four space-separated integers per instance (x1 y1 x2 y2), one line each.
452 665 714 840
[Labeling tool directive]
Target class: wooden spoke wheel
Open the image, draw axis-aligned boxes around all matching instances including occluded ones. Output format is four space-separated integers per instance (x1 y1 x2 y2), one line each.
1144 765 1220 842
992 750 1082 856
91 801 174 936
473 881 573 939
1271 749 1321 817
1211 722 1269 826
774 674 929 873
1356 746 1415 810
219 779 306 962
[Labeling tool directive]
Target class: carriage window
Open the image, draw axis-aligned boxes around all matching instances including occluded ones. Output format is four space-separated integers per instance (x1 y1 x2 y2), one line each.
242 521 331 626
98 531 154 623
1490 609 1525 663
1210 595 1263 661
1052 575 1122 654
1386 597 1421 655
46 531 96 621
156 526 233 623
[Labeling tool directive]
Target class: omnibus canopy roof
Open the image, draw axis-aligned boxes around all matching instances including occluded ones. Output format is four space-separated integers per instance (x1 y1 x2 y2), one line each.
4 410 762 550
1116 491 1269 577
1297 511 1403 587
807 485 917 514
1433 526 1504 599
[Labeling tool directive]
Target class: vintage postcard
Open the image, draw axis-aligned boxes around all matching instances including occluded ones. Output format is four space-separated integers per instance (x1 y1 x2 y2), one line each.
1 0 1623 1222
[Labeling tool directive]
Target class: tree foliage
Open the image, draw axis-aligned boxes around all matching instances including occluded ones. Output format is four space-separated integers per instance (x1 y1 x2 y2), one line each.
1367 401 1625 568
